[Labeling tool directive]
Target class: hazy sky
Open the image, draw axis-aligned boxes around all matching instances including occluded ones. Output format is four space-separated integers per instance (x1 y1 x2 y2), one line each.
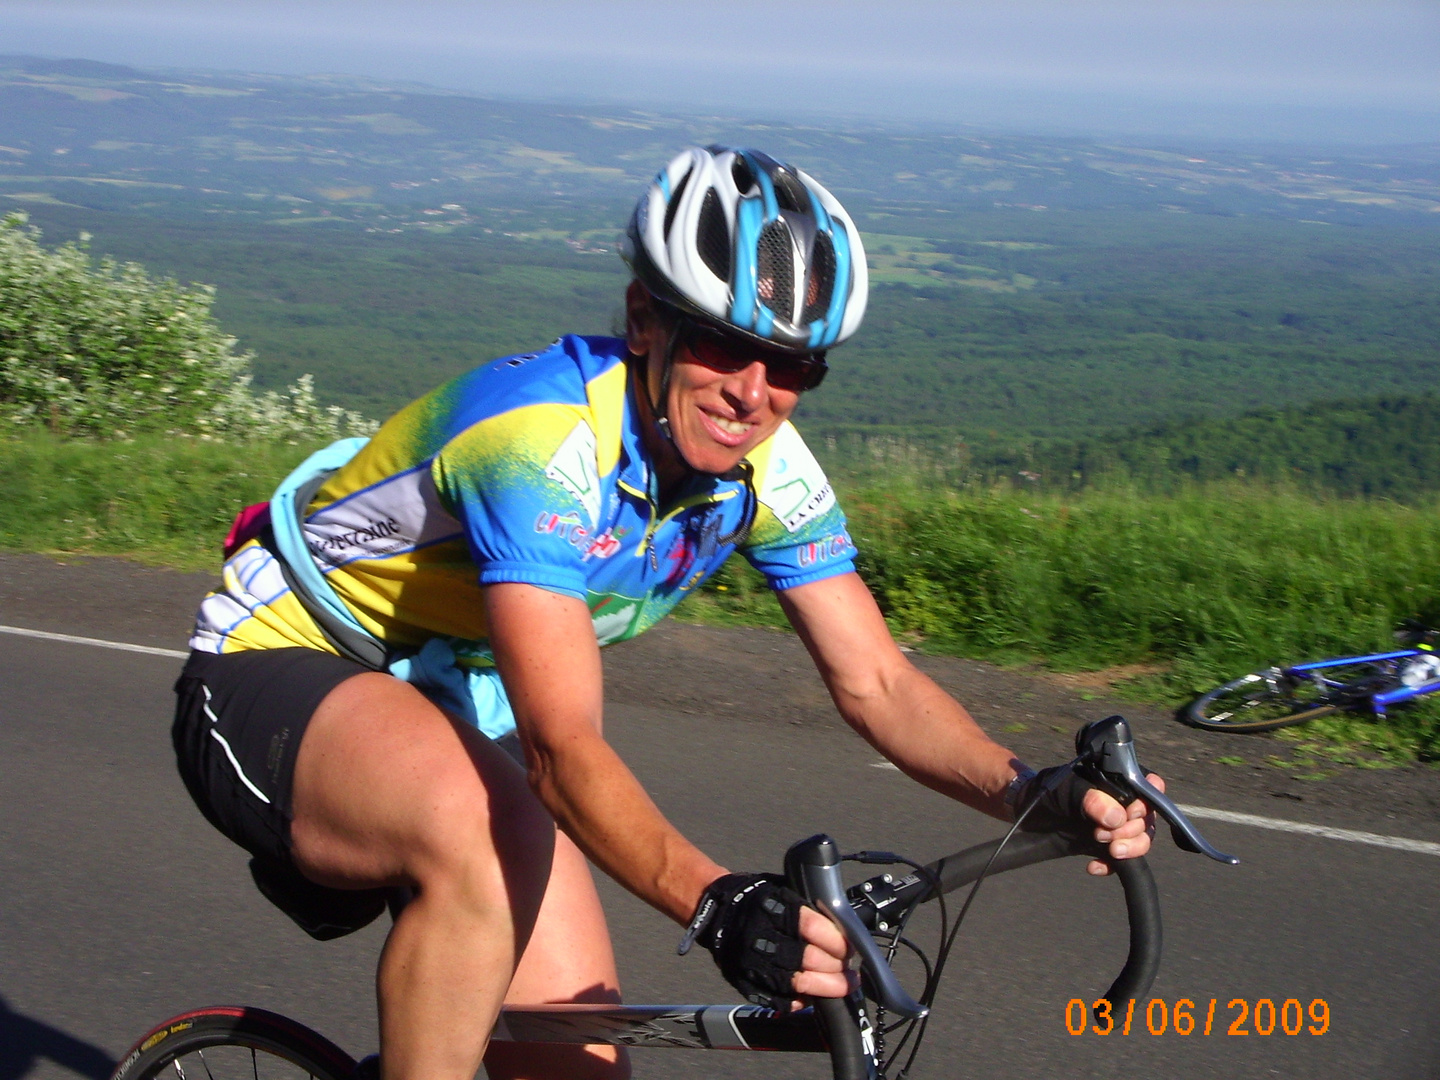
2 1 1436 141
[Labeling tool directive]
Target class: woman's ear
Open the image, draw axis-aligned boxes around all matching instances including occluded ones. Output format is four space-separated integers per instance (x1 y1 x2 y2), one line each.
624 280 653 357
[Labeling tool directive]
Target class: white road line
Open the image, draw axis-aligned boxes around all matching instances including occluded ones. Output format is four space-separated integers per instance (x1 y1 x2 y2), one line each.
1177 804 1440 858
0 623 188 659
869 760 1440 857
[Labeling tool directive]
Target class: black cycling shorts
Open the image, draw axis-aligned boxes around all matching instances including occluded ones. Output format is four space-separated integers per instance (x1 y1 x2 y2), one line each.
172 647 370 867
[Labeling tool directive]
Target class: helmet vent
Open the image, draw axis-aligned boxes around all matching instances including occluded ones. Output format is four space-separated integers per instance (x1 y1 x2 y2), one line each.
663 166 693 241
697 188 731 282
772 169 806 213
731 155 757 194
802 232 836 325
756 219 795 322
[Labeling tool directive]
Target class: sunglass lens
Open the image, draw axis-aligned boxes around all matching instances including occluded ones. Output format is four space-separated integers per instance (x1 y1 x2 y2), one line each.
686 333 745 373
763 360 815 392
683 325 825 391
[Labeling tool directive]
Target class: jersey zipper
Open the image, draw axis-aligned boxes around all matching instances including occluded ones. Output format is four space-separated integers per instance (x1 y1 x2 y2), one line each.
616 478 737 562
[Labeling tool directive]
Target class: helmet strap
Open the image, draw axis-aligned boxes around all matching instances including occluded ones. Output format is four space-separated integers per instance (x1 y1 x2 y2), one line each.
651 316 685 443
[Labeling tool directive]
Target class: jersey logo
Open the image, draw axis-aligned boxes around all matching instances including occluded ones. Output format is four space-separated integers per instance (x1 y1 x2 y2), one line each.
589 595 642 645
306 466 462 567
546 420 602 527
758 424 836 533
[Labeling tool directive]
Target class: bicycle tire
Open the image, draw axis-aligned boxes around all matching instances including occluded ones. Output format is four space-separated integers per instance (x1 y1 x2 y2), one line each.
1183 670 1341 733
110 1007 356 1080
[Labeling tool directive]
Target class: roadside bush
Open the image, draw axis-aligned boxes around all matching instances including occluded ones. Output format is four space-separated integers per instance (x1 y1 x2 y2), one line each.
0 212 372 441
844 482 1440 693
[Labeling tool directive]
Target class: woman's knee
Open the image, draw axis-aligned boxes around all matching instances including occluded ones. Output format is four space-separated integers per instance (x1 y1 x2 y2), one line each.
404 763 556 918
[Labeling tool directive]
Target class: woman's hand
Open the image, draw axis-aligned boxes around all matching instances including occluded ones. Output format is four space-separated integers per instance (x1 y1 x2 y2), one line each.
789 905 855 1008
687 873 856 1012
1082 773 1163 875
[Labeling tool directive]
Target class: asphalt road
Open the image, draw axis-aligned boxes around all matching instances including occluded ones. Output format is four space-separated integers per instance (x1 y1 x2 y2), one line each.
1 554 1438 1080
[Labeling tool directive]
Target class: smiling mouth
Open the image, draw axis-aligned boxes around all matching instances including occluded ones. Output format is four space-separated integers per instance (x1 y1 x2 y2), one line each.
709 414 752 436
696 408 758 448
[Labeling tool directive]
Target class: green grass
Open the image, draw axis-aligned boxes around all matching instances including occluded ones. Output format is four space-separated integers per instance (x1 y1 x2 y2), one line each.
0 432 316 570
847 482 1440 680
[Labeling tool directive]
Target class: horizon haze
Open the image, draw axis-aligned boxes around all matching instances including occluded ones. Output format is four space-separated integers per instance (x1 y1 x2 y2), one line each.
0 1 1436 144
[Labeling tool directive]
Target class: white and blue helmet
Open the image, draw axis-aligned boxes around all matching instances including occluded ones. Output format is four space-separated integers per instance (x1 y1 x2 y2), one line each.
623 146 868 354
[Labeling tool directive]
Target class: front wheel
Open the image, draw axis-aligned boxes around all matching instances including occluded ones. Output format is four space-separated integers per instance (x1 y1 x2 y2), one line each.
110 1007 356 1080
1183 669 1341 733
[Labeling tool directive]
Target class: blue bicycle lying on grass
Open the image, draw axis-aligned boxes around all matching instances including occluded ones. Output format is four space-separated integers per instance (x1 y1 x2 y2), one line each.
1184 627 1440 733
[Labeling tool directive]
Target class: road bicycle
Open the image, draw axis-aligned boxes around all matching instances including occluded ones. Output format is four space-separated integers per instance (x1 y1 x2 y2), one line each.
1183 630 1440 734
108 716 1236 1080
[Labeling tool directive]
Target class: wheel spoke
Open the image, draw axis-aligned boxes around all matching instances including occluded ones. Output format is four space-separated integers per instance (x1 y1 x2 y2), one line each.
1189 675 1330 730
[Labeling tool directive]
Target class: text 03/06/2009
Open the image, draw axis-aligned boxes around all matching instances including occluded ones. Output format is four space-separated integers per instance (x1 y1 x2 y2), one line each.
1066 998 1330 1037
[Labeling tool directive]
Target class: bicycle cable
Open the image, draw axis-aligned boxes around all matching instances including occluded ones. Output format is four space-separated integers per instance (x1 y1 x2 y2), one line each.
843 852 945 1067
836 760 1086 1077
891 760 1080 1078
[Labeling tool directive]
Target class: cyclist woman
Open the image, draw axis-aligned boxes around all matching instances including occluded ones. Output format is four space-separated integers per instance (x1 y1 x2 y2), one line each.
173 146 1161 1080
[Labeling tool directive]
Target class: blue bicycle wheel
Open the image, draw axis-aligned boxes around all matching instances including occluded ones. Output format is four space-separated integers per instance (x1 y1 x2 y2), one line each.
1183 668 1343 733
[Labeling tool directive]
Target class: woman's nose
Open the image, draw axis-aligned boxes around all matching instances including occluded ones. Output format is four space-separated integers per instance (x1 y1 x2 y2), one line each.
727 360 769 410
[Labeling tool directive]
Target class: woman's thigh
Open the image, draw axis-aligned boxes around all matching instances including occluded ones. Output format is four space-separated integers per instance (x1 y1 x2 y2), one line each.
288 671 555 895
486 825 629 1080
506 828 621 1004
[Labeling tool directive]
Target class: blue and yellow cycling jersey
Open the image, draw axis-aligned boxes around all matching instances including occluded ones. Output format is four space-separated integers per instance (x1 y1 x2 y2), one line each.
192 334 857 659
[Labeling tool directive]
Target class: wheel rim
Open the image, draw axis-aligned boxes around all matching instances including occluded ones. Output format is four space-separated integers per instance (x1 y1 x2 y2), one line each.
160 1042 336 1080
1198 674 1332 729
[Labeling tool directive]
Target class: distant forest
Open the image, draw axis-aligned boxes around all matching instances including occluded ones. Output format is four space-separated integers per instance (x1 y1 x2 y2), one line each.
1003 394 1440 498
15 204 1438 448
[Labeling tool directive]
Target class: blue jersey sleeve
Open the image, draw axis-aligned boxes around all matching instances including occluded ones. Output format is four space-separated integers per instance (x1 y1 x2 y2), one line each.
741 423 858 590
433 404 603 601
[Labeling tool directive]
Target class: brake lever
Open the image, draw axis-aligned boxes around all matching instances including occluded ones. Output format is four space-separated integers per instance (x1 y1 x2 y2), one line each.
1074 716 1240 866
785 835 929 1021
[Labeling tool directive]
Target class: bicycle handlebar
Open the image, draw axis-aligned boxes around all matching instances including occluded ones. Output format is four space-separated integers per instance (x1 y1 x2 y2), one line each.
790 830 1159 1080
789 715 1237 1080
931 835 1165 1015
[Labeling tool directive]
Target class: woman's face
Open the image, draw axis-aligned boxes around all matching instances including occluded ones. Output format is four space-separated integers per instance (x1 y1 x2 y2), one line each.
626 283 801 477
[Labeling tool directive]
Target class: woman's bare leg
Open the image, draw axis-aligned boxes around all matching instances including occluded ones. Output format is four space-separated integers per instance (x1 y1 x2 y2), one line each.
288 672 565 1080
484 828 630 1080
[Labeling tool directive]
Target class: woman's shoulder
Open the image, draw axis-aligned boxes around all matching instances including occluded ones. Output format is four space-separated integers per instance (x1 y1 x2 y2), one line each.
431 335 627 432
746 422 840 534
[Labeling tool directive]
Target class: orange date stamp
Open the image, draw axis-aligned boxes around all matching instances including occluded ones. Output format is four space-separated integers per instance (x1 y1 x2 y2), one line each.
1066 998 1330 1036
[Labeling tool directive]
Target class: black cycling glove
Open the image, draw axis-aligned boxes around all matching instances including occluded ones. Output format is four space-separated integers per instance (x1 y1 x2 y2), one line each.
678 872 808 1012
1012 765 1102 835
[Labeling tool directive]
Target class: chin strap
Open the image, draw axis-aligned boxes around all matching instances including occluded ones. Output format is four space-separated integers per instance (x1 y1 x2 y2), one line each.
650 318 685 443
716 460 757 548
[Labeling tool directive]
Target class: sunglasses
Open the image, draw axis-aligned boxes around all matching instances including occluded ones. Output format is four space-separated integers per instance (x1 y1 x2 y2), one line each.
678 321 829 393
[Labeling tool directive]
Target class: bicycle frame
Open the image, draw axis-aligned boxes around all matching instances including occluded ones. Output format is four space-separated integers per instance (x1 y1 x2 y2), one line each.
1288 648 1440 715
491 1002 827 1051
